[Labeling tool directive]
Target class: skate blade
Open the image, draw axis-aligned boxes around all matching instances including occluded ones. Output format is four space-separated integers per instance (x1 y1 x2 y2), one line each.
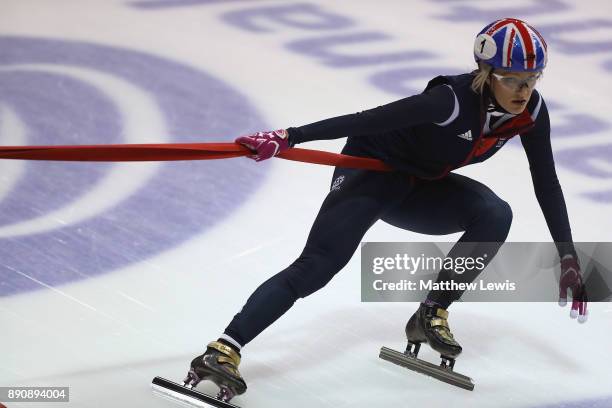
379 346 475 391
151 377 241 408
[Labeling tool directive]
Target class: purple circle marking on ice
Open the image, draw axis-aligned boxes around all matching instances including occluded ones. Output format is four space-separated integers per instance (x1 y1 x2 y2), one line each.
0 71 121 224
531 396 612 408
0 36 268 296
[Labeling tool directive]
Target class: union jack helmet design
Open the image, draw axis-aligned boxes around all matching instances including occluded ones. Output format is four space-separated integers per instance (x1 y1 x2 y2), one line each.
473 18 547 72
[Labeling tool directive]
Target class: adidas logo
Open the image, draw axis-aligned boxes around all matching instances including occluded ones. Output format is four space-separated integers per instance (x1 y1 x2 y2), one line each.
457 130 472 141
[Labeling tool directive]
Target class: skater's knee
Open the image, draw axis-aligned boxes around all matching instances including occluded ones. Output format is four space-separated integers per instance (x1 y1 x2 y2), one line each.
284 250 346 298
488 199 513 231
294 278 333 298
289 266 340 298
472 198 513 238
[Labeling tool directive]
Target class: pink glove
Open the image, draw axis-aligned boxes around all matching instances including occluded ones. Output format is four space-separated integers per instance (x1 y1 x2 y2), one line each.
558 255 588 323
235 129 290 162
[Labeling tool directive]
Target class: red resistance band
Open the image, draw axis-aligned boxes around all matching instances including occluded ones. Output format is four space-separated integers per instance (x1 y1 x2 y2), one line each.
0 142 391 172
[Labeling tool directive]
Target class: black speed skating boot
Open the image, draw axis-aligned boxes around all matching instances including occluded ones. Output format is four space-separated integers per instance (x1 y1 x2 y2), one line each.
184 341 247 402
405 302 462 366
379 302 473 390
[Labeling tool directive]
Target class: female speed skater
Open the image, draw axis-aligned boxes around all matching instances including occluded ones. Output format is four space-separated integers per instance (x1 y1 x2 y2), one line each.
183 18 588 400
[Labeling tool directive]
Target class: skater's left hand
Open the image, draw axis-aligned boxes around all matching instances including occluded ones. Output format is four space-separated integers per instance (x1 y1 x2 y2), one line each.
235 129 290 162
558 255 588 323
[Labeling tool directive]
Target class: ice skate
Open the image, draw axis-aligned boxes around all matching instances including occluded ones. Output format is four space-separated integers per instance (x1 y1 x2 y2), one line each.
185 341 247 398
152 341 246 408
405 302 462 360
380 303 474 391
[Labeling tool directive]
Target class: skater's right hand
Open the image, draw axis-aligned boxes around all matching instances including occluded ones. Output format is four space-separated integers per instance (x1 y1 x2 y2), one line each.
235 129 290 162
558 255 588 323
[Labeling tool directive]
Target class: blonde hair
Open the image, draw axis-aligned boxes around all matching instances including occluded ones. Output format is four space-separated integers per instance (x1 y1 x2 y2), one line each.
470 62 492 94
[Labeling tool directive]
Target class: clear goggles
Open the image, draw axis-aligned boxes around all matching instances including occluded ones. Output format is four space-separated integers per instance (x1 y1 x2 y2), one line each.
491 72 542 91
